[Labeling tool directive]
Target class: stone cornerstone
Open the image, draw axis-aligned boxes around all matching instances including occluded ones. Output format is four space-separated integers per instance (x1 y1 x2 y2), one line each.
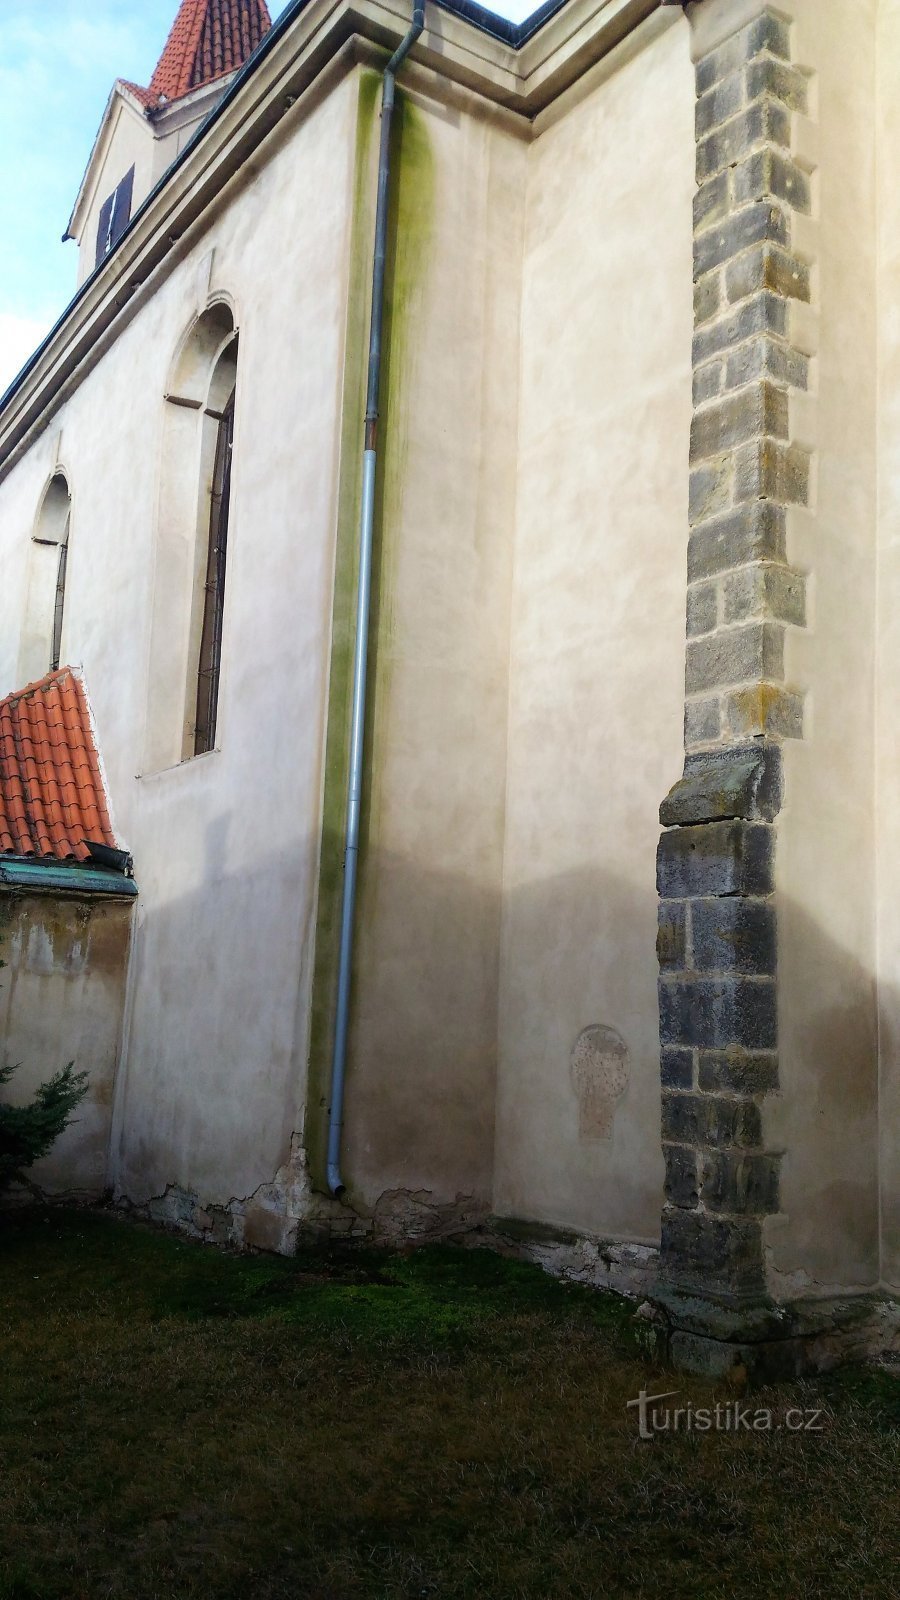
654 4 823 1373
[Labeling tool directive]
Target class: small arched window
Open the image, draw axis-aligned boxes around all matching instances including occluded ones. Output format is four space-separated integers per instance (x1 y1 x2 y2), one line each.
20 473 72 683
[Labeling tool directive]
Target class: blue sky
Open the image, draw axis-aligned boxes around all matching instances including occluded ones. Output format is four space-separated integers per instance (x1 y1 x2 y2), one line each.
0 0 533 393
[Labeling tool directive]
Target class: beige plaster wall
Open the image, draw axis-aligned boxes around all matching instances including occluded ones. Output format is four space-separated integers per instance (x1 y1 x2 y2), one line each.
494 10 694 1242
0 74 361 1212
0 893 132 1198
876 0 900 1294
335 80 527 1217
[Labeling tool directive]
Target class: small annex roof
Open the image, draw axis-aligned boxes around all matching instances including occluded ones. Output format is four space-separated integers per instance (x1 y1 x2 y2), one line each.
0 668 120 866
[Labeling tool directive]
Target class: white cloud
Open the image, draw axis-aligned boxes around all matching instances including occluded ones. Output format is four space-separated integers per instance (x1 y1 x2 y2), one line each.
0 313 55 397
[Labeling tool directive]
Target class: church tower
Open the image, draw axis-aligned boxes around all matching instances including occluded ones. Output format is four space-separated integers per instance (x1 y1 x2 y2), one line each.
65 0 272 287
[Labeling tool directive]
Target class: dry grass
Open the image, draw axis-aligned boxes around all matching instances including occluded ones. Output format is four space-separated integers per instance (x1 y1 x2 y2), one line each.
0 1208 897 1600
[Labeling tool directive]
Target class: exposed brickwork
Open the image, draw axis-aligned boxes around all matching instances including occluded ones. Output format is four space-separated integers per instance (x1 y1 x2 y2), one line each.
657 9 816 1303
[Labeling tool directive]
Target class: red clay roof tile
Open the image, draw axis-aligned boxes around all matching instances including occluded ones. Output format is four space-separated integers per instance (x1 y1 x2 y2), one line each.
147 0 272 105
0 669 118 864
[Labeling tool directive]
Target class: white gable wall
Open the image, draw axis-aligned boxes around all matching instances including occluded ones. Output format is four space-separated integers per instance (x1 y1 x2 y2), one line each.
73 95 157 288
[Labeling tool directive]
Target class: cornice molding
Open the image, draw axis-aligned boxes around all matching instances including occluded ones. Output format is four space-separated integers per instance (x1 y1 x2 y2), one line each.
0 0 670 479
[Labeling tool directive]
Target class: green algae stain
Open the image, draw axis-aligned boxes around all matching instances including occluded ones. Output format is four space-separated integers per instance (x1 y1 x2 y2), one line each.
363 93 435 840
306 74 435 1193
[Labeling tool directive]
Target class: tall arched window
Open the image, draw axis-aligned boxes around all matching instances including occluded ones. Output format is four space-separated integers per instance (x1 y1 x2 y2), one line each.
50 523 70 674
20 473 72 684
145 302 240 771
194 384 235 755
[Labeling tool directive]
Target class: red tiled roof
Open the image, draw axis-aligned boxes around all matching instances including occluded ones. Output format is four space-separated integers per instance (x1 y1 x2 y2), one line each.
147 0 272 104
0 669 117 863
118 80 158 110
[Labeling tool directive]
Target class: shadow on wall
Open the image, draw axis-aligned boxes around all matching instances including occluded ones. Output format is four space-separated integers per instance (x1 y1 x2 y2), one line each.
495 857 668 1247
768 889 883 1294
34 802 890 1294
0 892 133 1199
110 821 315 1213
114 814 669 1239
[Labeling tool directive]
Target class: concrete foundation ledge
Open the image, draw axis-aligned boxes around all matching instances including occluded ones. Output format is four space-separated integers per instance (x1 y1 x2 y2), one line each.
489 1215 660 1299
644 1284 900 1380
113 1177 491 1254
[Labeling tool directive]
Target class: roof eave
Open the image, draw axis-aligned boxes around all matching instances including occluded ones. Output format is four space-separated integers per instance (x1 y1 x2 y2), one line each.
0 858 139 899
1 0 671 471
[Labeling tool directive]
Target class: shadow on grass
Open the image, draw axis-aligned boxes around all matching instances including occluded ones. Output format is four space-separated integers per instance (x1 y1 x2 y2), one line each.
0 1208 897 1600
0 1207 643 1348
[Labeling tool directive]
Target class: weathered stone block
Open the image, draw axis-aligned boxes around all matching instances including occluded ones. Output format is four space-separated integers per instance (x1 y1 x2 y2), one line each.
660 743 783 827
657 901 688 969
685 697 721 747
660 1206 766 1294
701 1149 781 1215
696 103 791 186
732 148 811 214
664 1143 700 1209
693 360 723 406
690 383 789 464
696 72 744 140
661 1047 694 1090
658 975 777 1050
691 897 776 975
695 13 791 97
685 621 784 694
722 562 806 626
734 439 810 505
693 291 788 366
694 271 722 328
657 820 774 899
694 199 789 278
661 1090 763 1149
688 502 786 581
746 56 809 114
689 457 733 526
698 1047 779 1095
725 683 804 739
725 245 810 306
724 336 809 393
687 581 717 637
693 171 729 233
685 585 714 640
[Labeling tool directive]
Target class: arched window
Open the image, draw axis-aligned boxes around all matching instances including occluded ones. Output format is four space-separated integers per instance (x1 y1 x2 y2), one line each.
19 473 72 683
194 383 235 755
50 525 70 674
145 302 240 770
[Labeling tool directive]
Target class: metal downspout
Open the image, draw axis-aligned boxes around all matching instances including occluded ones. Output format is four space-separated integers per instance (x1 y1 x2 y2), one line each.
326 2 426 1197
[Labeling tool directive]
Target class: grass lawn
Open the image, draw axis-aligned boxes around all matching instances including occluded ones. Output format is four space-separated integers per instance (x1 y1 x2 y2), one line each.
0 1209 897 1599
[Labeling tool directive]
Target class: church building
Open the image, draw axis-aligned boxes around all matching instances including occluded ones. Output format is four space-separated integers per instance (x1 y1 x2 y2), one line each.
1 0 898 1375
